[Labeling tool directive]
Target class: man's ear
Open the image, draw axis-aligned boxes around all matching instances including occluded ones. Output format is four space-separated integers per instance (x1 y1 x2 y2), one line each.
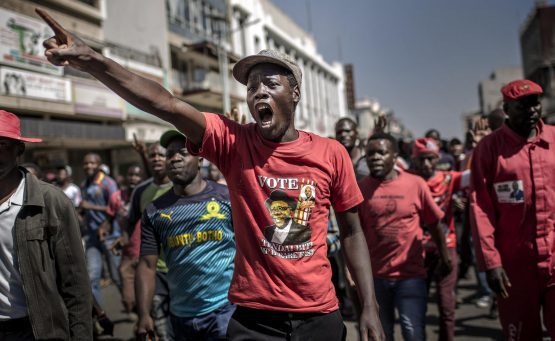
292 85 300 105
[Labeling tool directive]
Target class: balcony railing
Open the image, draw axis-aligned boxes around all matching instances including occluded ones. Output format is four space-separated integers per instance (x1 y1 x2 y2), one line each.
171 69 243 98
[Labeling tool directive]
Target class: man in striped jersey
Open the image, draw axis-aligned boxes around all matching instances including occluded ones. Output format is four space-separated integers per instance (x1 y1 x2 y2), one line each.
136 130 236 340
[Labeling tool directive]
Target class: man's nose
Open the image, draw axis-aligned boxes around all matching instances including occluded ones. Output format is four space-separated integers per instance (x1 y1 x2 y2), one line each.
254 84 269 100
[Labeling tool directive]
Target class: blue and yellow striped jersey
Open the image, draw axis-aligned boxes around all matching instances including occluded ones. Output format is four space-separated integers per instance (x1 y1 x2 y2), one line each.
141 181 235 317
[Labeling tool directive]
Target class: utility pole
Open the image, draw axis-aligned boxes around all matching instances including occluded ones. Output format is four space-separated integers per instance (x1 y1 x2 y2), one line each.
219 22 231 114
209 12 260 115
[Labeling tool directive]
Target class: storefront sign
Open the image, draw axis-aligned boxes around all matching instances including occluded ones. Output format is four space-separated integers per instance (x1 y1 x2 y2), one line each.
0 66 71 102
73 80 125 119
0 8 61 75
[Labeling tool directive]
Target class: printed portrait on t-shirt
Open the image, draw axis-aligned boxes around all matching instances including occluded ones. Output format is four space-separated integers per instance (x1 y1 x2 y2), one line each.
298 184 316 210
263 189 311 245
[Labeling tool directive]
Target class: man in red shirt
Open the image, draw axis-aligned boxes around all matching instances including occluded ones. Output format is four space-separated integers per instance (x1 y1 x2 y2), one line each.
412 137 469 341
37 9 383 341
359 132 452 341
470 79 555 340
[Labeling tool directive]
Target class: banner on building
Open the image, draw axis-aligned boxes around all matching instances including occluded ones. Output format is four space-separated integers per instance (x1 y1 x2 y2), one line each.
73 80 125 119
0 66 71 102
0 8 61 75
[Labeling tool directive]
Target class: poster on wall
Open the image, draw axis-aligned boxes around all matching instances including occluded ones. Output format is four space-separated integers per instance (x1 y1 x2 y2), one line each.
0 8 61 75
0 66 71 102
73 80 125 119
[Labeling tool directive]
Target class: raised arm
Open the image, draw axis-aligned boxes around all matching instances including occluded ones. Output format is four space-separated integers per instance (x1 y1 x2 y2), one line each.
36 9 205 145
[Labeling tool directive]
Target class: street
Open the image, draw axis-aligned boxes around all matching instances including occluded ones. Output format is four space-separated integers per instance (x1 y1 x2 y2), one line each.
101 269 505 341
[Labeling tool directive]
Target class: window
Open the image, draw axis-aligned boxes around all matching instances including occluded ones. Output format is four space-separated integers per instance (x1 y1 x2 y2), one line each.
254 36 260 53
76 0 97 6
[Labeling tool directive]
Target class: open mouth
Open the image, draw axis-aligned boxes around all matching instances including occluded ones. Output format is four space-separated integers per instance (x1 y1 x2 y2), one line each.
256 103 273 129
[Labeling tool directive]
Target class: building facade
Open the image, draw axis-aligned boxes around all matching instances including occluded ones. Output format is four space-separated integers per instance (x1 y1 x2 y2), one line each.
520 2 555 122
0 0 131 183
229 0 348 137
478 66 523 114
1 0 348 181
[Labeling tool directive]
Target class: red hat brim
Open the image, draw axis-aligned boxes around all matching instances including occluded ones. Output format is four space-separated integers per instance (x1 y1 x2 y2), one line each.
0 131 42 143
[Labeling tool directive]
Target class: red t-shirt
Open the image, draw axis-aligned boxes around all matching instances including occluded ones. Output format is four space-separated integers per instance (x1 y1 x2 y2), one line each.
421 170 464 251
188 113 363 313
358 171 444 279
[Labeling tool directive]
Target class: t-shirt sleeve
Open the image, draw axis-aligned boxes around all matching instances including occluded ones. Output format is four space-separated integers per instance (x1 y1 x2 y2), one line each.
106 177 118 196
186 112 240 175
330 142 364 212
419 179 444 225
140 209 160 257
126 184 144 234
106 191 120 218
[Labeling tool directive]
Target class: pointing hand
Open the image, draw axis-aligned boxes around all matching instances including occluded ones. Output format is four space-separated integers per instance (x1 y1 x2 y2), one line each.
36 8 98 70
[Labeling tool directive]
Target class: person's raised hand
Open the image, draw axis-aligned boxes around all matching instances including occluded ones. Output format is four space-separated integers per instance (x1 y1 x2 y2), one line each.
486 266 511 299
373 115 387 134
35 8 98 70
132 133 147 157
224 108 247 124
469 117 491 147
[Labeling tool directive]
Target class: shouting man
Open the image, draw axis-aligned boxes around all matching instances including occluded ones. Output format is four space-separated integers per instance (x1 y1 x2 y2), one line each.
37 9 383 341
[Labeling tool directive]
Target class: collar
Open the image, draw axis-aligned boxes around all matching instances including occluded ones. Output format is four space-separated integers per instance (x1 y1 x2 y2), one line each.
500 119 554 146
0 171 25 213
10 171 25 206
20 167 46 208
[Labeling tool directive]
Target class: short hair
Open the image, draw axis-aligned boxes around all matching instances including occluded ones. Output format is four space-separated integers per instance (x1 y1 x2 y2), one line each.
335 117 358 129
280 67 299 109
367 132 399 153
286 72 297 90
425 129 440 139
127 163 142 172
84 152 102 163
449 138 462 146
56 165 72 176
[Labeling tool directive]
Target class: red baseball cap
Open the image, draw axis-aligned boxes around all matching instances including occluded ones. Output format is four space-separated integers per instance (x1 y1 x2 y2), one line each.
412 137 440 158
501 80 543 102
0 110 42 143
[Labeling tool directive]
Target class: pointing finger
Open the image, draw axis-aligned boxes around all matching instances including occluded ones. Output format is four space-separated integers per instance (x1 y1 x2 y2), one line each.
35 8 71 45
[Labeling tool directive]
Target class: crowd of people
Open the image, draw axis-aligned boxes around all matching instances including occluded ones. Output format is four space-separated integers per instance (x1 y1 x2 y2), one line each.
0 8 553 341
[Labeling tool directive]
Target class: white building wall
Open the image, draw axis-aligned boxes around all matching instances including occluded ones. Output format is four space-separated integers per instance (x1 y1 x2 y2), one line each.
479 66 523 114
229 0 347 137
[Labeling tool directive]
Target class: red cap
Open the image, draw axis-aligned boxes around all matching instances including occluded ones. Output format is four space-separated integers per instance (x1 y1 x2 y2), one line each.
412 137 439 158
501 80 543 102
0 110 42 143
